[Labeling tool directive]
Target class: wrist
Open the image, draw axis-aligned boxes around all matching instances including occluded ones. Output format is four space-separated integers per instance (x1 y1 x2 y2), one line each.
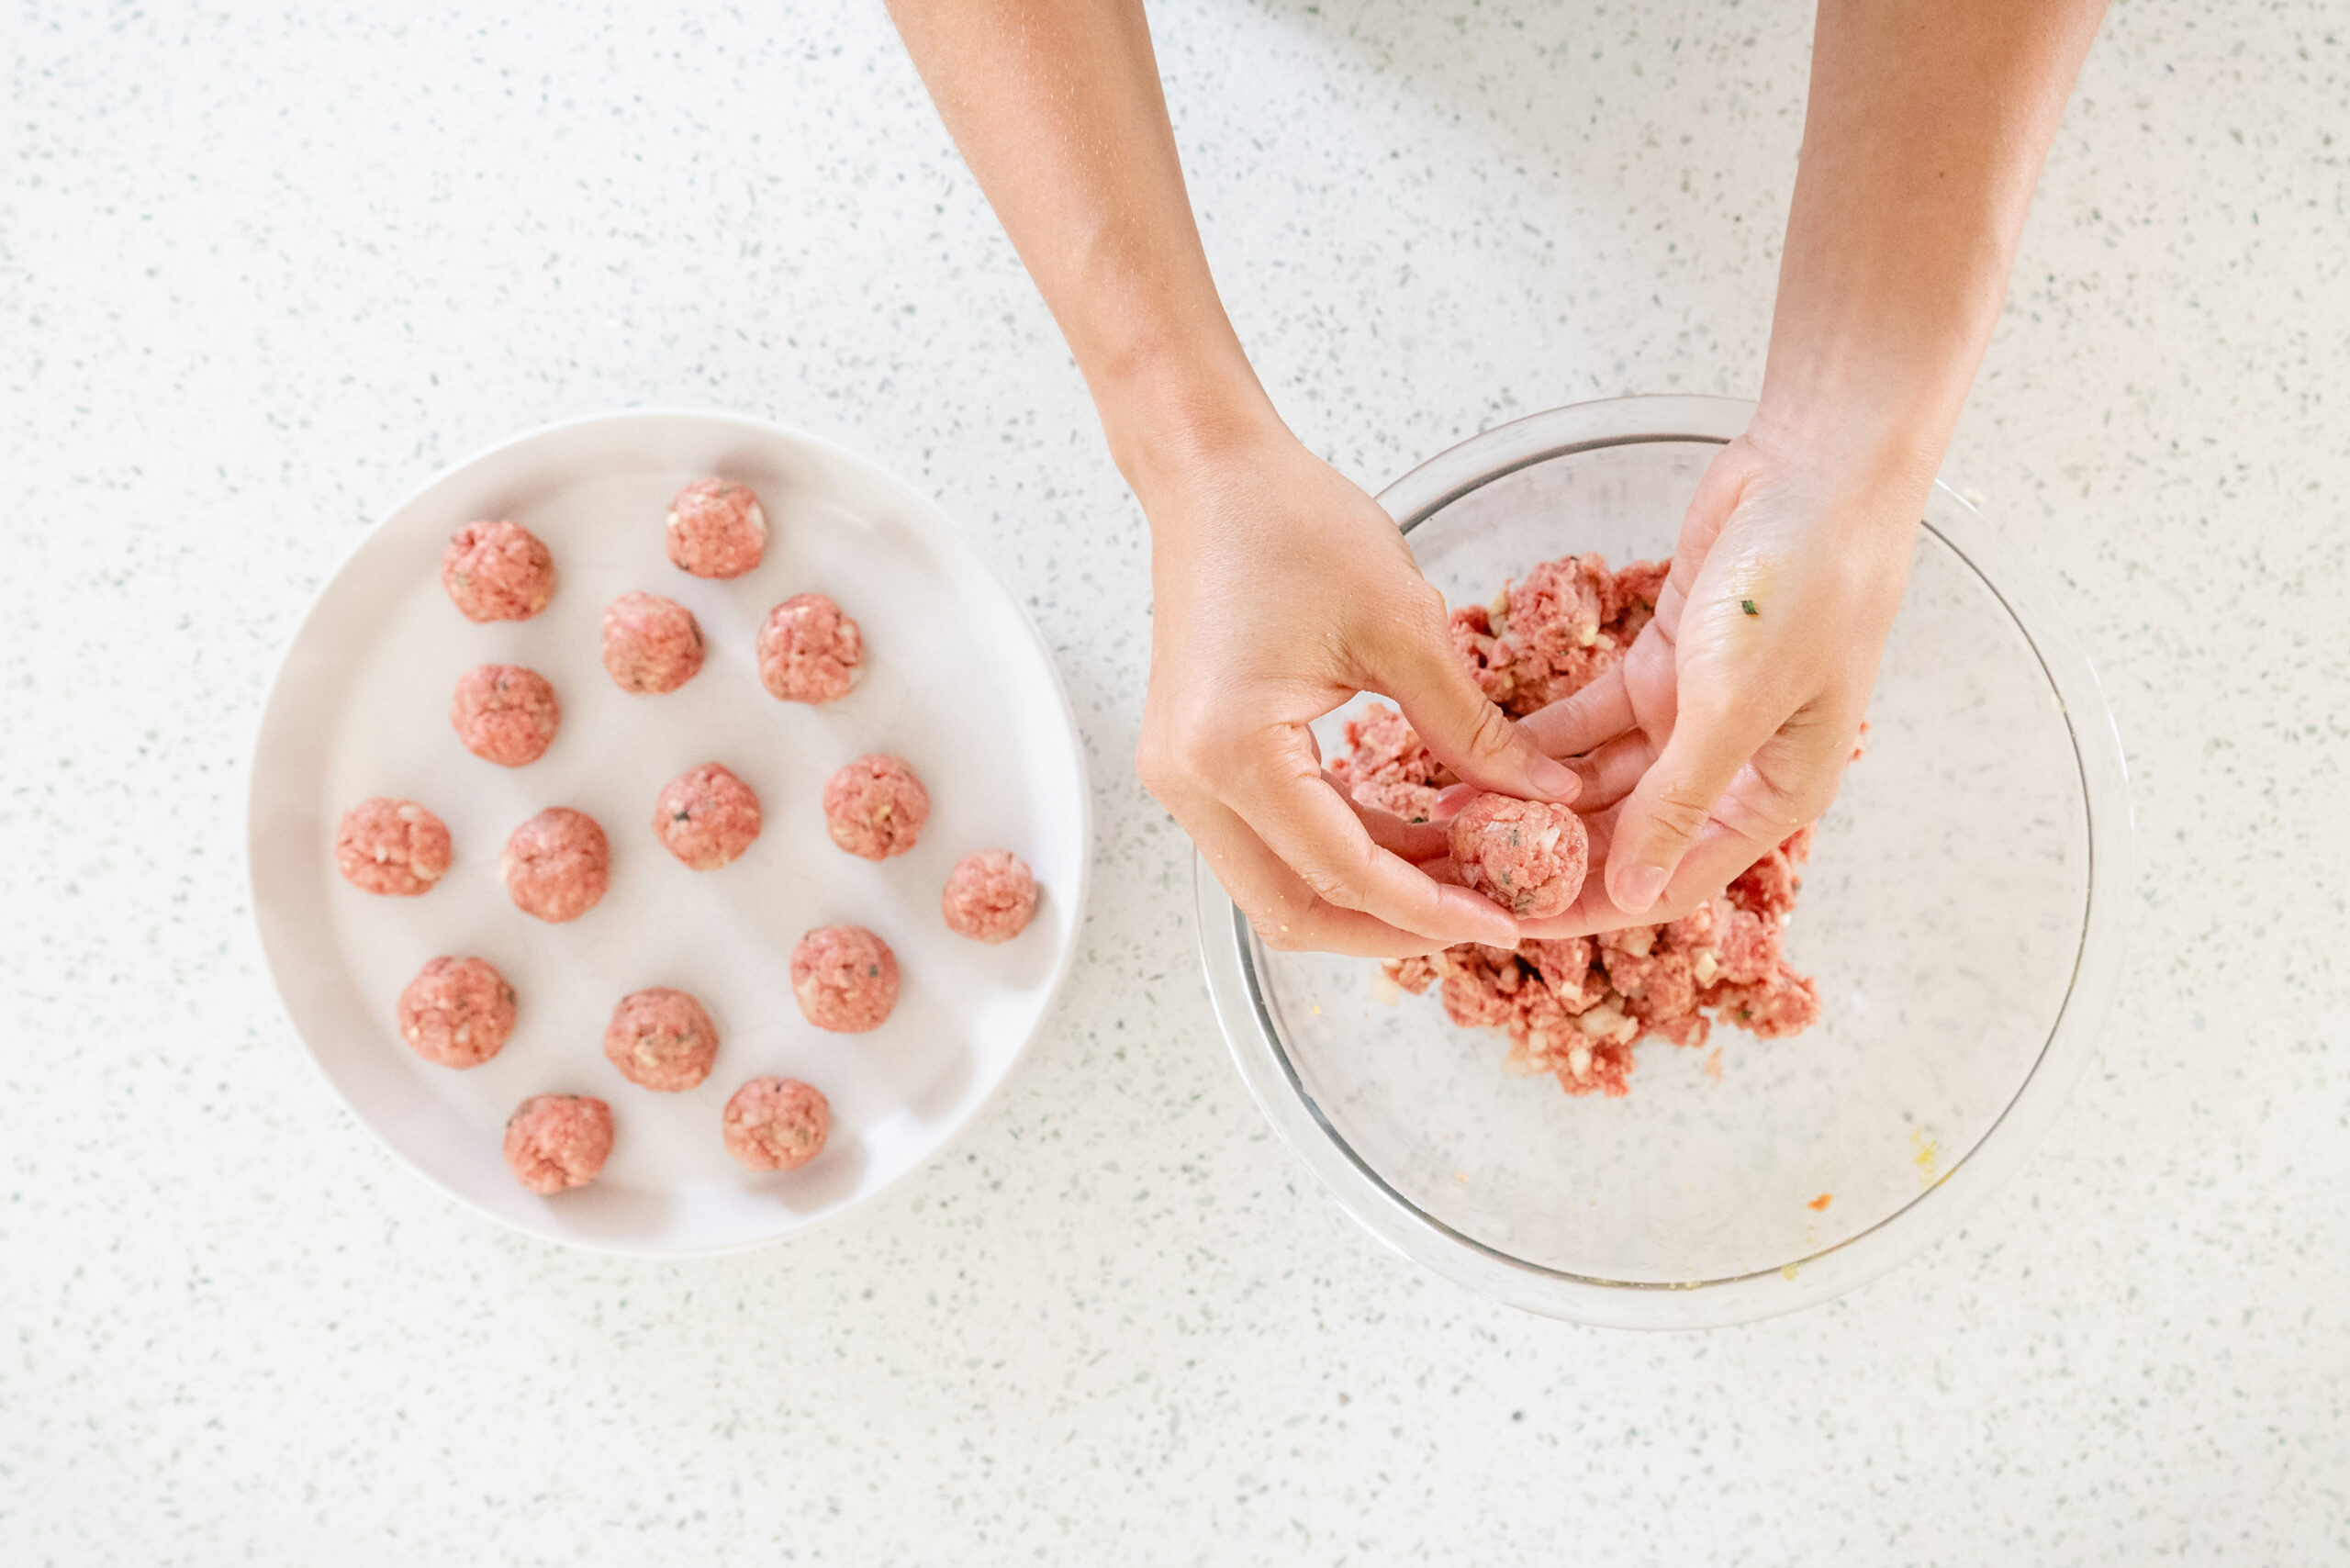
1086 330 1289 509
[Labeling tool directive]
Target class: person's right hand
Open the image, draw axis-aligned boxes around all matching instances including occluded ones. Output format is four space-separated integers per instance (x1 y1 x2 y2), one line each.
1132 419 1583 958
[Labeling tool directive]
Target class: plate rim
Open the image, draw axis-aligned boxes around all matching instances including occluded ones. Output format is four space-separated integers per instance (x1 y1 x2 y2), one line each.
244 405 1095 1257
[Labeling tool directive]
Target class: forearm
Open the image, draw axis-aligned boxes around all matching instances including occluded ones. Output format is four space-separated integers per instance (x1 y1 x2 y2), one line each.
884 0 1278 491
1756 0 2106 478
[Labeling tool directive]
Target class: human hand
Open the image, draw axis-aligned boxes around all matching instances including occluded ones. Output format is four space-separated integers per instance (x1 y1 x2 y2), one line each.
1134 423 1583 957
1510 427 1925 935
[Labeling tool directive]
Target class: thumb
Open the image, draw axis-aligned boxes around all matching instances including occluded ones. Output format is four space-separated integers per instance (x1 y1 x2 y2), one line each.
1374 623 1581 806
1603 692 1777 914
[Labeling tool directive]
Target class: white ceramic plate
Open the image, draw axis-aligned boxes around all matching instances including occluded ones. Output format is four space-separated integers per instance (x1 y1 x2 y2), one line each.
249 409 1091 1254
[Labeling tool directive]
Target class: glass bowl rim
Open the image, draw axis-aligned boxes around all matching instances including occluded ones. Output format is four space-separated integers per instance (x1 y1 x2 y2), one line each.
1193 394 2132 1329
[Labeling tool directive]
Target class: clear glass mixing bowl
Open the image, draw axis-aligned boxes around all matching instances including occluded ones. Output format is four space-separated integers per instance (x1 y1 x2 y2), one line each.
1195 396 2130 1328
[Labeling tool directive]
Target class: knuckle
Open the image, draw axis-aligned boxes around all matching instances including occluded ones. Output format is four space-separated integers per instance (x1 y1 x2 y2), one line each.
1248 912 1308 953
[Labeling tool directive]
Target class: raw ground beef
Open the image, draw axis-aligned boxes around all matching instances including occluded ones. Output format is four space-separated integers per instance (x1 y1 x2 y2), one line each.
1358 551 1825 1101
601 590 706 695
449 664 560 767
665 478 767 579
722 1077 832 1171
653 762 762 870
441 520 555 622
757 592 863 704
940 849 1039 944
502 1094 613 1194
396 955 517 1069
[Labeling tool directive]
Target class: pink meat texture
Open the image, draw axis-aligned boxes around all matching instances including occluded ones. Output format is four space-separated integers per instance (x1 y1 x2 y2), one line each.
757 592 864 704
449 664 560 767
790 924 901 1033
940 849 1039 944
654 762 763 870
665 478 767 579
603 987 720 1093
722 1077 833 1172
1356 551 1824 1100
396 955 517 1070
600 590 706 695
1446 793 1588 918
499 807 611 923
502 1094 614 1194
441 520 555 622
334 797 452 896
822 754 930 861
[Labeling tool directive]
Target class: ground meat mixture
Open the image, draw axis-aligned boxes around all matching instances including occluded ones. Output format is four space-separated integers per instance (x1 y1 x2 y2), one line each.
602 987 720 1092
653 762 762 870
722 1077 832 1171
502 1093 613 1194
441 520 555 622
665 478 767 579
600 590 706 695
499 806 610 923
790 924 900 1033
822 754 929 861
449 664 560 767
940 849 1039 944
1359 551 1827 1101
757 592 863 704
396 955 517 1069
1447 793 1588 918
334 797 453 896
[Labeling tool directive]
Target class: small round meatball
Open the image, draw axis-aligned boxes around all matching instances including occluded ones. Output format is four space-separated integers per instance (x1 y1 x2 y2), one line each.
335 798 453 896
441 520 555 622
1446 793 1590 918
500 807 610 923
821 755 929 861
449 664 560 767
502 1094 613 1195
653 763 762 870
722 1077 831 1172
756 592 863 704
665 478 767 579
941 849 1039 944
790 924 900 1033
396 956 518 1069
602 987 720 1092
600 590 706 695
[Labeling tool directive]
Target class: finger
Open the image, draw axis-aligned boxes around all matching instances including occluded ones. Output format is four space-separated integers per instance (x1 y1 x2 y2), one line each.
1603 689 1784 916
1519 661 1638 760
1182 790 1465 958
1226 731 1521 947
1324 769 1450 862
1563 733 1656 812
1369 622 1581 805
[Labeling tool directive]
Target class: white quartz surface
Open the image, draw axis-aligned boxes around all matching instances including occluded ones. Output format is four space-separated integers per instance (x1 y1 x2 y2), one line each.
4 1 2345 1562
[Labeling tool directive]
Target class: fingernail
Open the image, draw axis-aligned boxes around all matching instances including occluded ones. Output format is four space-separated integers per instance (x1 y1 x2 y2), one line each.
1615 863 1669 914
1528 755 1579 801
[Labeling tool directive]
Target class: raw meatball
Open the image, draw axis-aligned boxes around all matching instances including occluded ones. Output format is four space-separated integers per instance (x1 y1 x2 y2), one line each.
500 807 610 923
653 763 762 870
756 592 863 704
601 590 705 695
449 664 560 767
1447 792 1589 918
790 924 900 1033
722 1077 832 1172
441 520 555 622
502 1094 613 1195
603 987 720 1092
396 956 518 1069
665 478 767 579
822 754 929 861
941 849 1039 944
334 798 453 896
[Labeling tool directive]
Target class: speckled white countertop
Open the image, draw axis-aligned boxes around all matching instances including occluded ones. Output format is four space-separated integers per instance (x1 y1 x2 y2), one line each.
5 1 2345 1562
